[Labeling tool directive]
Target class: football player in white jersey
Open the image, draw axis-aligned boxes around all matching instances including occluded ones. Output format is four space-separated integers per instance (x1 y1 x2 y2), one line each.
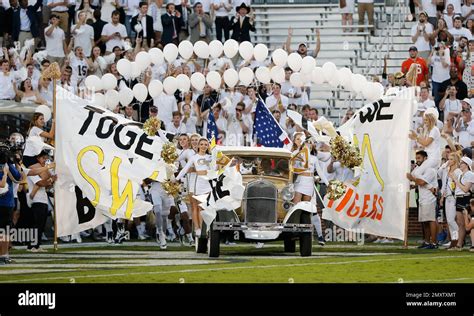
69 46 89 93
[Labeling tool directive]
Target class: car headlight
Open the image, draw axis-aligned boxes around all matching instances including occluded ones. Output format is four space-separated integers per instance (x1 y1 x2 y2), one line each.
281 184 295 201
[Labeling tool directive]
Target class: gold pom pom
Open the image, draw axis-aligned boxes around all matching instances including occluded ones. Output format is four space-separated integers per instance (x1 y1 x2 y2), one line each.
327 180 346 201
162 180 181 198
143 117 161 136
161 142 178 165
330 135 363 169
42 62 61 80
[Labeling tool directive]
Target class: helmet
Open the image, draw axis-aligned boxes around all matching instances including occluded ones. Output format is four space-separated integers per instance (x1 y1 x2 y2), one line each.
9 133 25 150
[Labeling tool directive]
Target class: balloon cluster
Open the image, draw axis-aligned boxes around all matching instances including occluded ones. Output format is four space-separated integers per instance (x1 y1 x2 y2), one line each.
327 180 346 201
142 116 161 136
83 39 383 111
330 135 363 169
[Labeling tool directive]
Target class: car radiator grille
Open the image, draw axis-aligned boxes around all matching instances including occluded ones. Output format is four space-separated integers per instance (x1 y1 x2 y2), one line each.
244 179 277 223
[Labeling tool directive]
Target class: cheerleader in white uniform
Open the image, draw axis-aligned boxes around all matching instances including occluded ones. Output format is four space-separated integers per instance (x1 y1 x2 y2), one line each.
177 134 196 193
176 138 212 237
291 132 316 203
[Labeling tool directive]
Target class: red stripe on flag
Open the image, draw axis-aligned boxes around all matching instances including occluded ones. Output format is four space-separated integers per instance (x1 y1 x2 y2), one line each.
335 188 354 212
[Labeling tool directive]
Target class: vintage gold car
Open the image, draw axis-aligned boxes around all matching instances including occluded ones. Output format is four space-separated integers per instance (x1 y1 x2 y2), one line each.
195 146 317 257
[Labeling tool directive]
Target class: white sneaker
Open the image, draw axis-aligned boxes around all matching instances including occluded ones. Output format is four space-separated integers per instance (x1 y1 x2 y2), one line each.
255 242 264 249
158 234 167 250
374 238 382 243
381 238 393 244
442 241 451 247
41 233 48 241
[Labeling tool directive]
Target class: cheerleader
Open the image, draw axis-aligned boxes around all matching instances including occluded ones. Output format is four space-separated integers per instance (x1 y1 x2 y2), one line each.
409 109 442 173
176 138 212 238
290 132 316 203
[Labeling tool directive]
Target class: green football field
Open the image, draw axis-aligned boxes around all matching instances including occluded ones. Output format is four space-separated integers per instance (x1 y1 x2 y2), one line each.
1 241 473 283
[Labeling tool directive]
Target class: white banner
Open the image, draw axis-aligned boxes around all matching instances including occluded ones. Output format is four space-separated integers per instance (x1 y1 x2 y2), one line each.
55 88 163 236
322 88 416 240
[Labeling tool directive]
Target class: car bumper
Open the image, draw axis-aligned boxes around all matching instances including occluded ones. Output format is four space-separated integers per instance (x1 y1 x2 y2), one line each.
213 222 313 233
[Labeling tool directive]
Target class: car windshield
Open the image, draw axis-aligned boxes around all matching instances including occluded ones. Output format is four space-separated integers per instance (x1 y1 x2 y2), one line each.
236 157 289 178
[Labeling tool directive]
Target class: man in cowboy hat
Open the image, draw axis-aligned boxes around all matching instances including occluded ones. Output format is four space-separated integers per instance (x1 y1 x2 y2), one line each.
230 3 255 43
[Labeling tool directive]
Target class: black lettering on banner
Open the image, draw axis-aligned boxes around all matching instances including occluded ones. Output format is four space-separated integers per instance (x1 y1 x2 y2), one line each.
74 186 96 224
113 125 138 150
135 133 154 160
78 110 96 135
96 116 118 139
207 175 230 205
358 100 394 123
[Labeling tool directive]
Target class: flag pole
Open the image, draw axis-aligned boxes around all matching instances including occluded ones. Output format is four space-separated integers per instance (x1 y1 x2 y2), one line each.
43 62 61 252
403 191 409 249
52 77 58 252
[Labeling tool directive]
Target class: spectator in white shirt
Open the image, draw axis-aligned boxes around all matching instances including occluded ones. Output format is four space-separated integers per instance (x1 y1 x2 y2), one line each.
153 93 178 128
444 4 456 29
462 0 474 21
454 108 474 147
213 0 232 42
44 14 67 65
71 11 95 57
446 0 462 14
440 85 462 131
428 41 451 107
0 59 17 100
418 0 438 27
167 111 187 134
411 11 434 60
225 101 251 146
181 102 197 134
449 15 473 43
101 10 127 53
265 83 289 126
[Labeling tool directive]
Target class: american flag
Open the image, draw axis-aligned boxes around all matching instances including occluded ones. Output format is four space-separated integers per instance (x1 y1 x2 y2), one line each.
254 99 290 147
207 110 219 143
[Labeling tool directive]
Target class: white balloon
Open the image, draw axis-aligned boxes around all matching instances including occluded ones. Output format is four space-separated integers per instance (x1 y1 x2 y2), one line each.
223 39 239 58
119 87 134 106
328 76 340 88
270 66 285 83
148 80 163 98
289 72 304 88
351 73 367 93
163 76 178 95
133 83 148 102
255 66 271 84
272 48 288 67
372 82 385 100
209 40 224 58
191 72 206 91
194 41 210 59
287 53 302 72
130 62 142 79
362 82 375 100
337 67 353 90
149 47 164 66
178 40 194 60
176 74 191 92
253 43 268 62
322 62 337 83
239 41 254 61
311 67 324 84
163 44 178 62
85 75 102 91
35 105 52 122
101 73 117 91
116 59 132 79
206 71 222 90
92 93 105 107
300 71 312 84
105 89 120 110
239 67 254 86
301 56 316 73
223 68 239 88
135 51 151 71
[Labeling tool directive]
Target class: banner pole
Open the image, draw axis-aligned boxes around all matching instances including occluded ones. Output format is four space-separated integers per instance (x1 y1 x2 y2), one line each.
403 191 409 248
52 78 58 252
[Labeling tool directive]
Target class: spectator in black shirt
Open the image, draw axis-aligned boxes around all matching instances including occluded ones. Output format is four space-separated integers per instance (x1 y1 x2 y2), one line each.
91 9 107 54
439 67 468 103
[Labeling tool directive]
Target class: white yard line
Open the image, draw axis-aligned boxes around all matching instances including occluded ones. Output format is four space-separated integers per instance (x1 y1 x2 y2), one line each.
1 255 470 283
398 277 474 283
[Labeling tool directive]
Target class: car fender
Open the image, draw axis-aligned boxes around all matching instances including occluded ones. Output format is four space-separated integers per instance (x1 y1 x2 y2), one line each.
283 201 317 224
216 209 240 223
